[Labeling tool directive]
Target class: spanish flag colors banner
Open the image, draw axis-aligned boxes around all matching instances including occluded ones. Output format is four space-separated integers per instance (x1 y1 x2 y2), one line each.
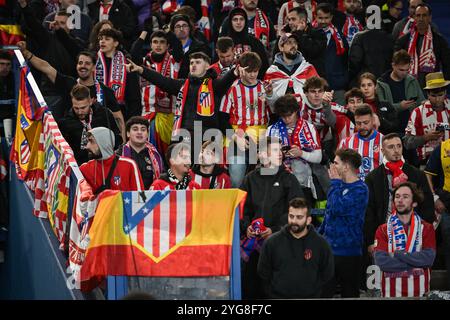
10 66 45 183
0 24 24 46
80 189 246 283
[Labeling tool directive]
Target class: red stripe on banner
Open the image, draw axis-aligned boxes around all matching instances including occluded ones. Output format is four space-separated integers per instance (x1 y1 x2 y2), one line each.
137 216 144 247
185 191 192 236
80 244 232 286
401 276 408 297
390 278 396 298
381 275 386 297
413 273 420 296
169 192 177 249
152 203 161 258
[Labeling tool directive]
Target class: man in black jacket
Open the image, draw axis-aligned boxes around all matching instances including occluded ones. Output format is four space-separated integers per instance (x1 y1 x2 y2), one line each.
277 7 327 77
169 14 211 79
126 51 239 149
58 84 122 165
258 197 334 298
348 12 394 87
364 133 435 258
240 136 304 299
394 4 450 88
87 0 136 49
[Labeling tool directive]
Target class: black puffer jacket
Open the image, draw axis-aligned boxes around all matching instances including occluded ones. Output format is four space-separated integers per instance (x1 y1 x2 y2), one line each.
240 166 304 235
219 7 269 78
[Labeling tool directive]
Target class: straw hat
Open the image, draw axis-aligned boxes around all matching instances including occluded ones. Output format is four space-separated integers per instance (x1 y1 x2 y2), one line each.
423 72 450 90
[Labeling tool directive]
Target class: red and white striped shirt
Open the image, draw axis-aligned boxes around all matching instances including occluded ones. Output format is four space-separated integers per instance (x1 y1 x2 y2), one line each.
339 130 383 180
220 79 270 129
141 52 179 117
375 222 435 297
190 169 231 189
405 99 450 161
299 98 333 142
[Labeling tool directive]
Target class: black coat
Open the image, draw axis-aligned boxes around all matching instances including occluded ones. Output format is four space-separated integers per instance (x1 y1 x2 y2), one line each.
88 0 137 48
257 225 334 298
140 67 237 134
240 166 304 235
364 163 435 247
58 103 122 165
348 29 394 87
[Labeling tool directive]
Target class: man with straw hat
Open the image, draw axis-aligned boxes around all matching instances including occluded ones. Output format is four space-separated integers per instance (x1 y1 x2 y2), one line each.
404 72 450 165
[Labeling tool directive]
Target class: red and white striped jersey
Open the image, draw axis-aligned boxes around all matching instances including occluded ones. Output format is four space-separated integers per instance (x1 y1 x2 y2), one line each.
190 169 231 189
220 79 270 128
299 97 333 142
141 52 180 117
339 130 384 180
405 100 450 161
375 222 435 297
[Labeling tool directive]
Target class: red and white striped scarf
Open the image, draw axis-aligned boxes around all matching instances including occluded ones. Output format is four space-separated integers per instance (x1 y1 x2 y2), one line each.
342 14 363 45
312 21 346 55
408 25 436 78
95 50 127 104
253 8 271 49
399 16 416 38
198 0 211 41
141 52 176 116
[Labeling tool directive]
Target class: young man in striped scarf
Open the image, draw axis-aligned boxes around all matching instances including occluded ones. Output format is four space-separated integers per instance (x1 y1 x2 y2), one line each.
374 181 436 298
116 116 164 190
395 4 450 88
95 28 141 119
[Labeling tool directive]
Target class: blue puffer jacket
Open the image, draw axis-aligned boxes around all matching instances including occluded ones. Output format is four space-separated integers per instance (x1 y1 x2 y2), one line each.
318 179 368 256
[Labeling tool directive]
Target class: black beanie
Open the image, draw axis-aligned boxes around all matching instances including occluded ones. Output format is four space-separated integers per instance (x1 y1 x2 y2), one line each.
170 14 191 32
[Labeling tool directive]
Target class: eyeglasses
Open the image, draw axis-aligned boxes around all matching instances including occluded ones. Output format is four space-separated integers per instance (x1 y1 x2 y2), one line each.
174 24 189 30
393 7 403 11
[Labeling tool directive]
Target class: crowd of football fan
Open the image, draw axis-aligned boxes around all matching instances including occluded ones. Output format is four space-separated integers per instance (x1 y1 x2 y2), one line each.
0 0 449 299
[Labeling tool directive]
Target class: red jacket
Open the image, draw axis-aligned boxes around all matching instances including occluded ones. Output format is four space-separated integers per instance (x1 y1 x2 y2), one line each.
80 155 144 193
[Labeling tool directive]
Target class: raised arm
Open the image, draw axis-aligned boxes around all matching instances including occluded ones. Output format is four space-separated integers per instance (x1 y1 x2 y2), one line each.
17 41 56 84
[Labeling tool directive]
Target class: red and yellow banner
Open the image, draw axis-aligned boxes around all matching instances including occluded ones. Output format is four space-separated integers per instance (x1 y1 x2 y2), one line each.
80 189 246 285
10 66 45 183
0 24 24 46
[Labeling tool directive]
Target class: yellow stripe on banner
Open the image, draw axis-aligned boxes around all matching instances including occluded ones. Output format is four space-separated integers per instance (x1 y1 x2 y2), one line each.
87 190 247 249
87 191 128 248
182 189 247 246
0 24 24 36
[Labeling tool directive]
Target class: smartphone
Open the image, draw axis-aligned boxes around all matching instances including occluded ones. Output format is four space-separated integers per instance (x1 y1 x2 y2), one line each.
410 96 418 101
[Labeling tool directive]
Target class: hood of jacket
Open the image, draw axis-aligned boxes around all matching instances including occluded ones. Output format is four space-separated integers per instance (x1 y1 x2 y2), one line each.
227 7 249 39
90 126 115 160
273 51 304 72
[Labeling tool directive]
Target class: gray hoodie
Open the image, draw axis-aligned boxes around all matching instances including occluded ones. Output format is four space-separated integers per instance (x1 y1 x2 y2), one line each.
273 51 304 73
90 127 115 160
